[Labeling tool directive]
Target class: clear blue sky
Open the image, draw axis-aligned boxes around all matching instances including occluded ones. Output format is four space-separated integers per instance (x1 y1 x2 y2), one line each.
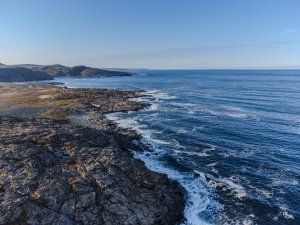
0 0 299 69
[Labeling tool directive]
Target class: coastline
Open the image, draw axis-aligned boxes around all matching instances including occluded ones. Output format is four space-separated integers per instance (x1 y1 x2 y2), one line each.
0 83 185 225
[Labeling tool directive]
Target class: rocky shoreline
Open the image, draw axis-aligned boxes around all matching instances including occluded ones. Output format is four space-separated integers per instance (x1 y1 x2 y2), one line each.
0 83 185 225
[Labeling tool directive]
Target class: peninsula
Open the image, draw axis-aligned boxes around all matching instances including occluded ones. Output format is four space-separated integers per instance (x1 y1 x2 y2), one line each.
0 63 135 82
0 83 185 225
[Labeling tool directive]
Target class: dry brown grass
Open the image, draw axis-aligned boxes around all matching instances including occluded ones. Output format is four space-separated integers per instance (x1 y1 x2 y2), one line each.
0 83 80 121
0 84 79 108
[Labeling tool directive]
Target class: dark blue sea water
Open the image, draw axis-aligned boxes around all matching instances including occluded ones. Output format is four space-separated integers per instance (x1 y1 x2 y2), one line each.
52 70 300 225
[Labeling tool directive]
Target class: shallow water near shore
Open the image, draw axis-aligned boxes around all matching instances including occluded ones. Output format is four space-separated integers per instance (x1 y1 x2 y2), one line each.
50 70 300 224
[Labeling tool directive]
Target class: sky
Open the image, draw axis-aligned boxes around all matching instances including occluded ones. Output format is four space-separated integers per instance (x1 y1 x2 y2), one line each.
0 0 299 69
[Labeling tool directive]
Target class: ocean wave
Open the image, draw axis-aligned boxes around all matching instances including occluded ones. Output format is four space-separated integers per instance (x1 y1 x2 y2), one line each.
170 102 198 107
133 151 218 225
172 141 216 157
143 89 176 100
176 128 188 134
131 90 175 111
146 103 159 111
247 185 274 199
172 139 186 150
169 102 250 118
191 126 205 132
163 99 253 119
168 102 199 115
208 108 248 119
219 214 255 225
106 114 171 145
175 150 210 157
195 171 247 200
129 97 145 102
106 112 219 225
222 105 245 111
223 112 248 118
206 163 219 175
279 205 295 220
256 166 300 188
272 205 295 221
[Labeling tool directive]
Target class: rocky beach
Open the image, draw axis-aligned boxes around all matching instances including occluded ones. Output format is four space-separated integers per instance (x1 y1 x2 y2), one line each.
0 83 185 225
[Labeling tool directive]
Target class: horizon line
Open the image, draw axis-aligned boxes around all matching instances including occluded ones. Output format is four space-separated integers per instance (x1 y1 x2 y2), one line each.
1 62 300 71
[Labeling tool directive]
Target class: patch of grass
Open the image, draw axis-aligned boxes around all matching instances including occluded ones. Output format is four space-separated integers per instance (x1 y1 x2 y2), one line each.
0 89 78 109
0 85 81 121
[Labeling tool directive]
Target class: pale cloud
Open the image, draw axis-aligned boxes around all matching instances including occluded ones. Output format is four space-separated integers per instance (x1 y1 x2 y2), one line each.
278 29 297 34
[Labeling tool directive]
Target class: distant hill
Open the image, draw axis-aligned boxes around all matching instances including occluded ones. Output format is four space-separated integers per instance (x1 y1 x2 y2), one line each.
18 64 136 77
0 67 53 82
0 63 135 82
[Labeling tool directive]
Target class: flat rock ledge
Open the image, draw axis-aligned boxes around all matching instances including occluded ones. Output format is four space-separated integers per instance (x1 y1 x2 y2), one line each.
0 83 185 225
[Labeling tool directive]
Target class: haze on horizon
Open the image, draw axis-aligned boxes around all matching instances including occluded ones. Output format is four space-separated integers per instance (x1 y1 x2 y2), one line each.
0 0 299 69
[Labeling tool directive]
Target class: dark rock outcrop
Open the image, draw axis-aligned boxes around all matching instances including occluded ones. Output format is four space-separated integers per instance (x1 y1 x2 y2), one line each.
0 84 185 225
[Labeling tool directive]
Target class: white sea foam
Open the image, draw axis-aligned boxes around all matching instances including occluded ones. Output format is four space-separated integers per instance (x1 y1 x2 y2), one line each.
173 141 215 157
224 112 248 118
220 215 255 225
106 114 171 145
172 139 186 150
147 103 159 111
176 150 210 157
176 128 187 134
167 101 250 118
210 167 219 175
131 90 175 111
133 151 218 225
170 102 197 107
224 178 247 199
222 105 245 112
248 185 273 199
272 205 295 221
195 171 247 200
168 102 200 115
143 89 176 100
208 108 248 119
206 162 218 167
191 125 205 132
180 104 251 119
205 143 216 151
206 163 219 174
280 206 295 220
129 97 145 102
106 111 219 225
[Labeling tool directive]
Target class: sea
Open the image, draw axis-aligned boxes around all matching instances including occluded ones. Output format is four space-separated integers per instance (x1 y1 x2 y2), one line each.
50 70 300 225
